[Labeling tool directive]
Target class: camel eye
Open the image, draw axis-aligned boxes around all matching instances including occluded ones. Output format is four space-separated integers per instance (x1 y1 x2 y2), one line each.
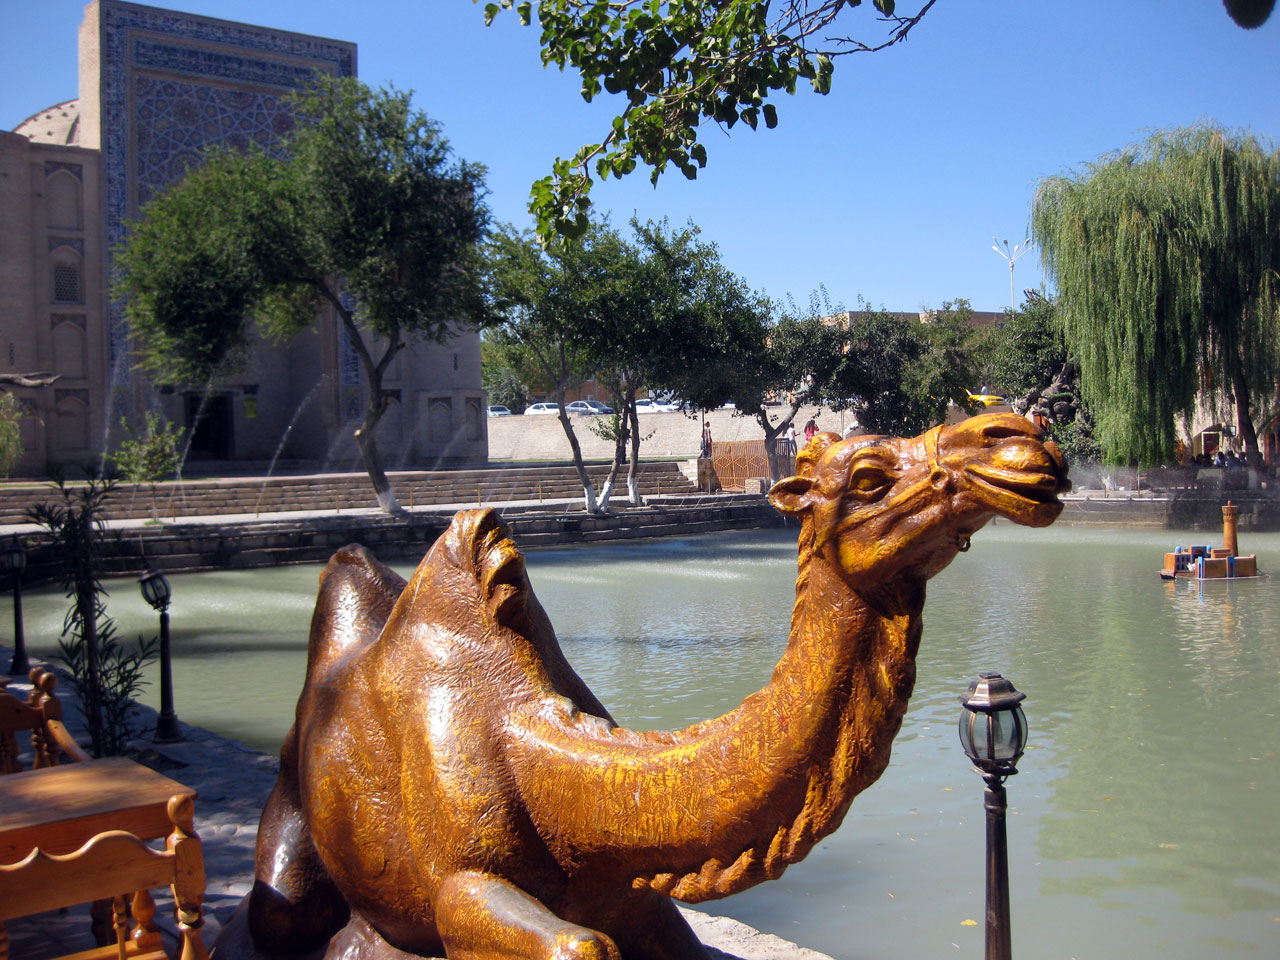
848 466 892 499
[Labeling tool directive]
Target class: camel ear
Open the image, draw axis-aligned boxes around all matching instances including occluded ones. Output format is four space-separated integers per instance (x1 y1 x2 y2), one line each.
769 475 814 515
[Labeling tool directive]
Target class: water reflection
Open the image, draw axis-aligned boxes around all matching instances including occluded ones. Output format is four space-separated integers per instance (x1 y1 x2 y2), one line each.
6 524 1279 959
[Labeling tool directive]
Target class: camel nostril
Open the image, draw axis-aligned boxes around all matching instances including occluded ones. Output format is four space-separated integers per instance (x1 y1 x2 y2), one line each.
1042 439 1069 475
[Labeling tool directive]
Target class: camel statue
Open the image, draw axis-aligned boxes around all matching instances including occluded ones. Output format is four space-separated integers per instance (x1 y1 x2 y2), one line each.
231 413 1068 960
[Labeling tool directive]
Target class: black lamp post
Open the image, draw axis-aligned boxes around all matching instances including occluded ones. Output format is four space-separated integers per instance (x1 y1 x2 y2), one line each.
138 567 181 742
958 672 1028 960
4 540 28 675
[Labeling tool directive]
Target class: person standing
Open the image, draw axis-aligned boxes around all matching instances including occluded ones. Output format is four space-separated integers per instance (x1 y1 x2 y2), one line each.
701 420 713 459
803 418 818 444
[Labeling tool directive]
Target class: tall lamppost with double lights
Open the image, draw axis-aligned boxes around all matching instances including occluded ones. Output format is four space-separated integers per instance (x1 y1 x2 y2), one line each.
4 539 28 675
958 672 1028 960
138 567 181 742
991 237 1035 313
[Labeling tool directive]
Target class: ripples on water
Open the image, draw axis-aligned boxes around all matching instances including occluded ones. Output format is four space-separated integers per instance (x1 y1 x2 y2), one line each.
10 523 1280 959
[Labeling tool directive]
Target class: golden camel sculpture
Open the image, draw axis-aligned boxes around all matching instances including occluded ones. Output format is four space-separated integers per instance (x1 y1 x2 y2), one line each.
234 413 1068 960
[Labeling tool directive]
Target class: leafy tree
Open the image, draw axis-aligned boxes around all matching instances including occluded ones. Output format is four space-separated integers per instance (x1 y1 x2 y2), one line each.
112 411 184 523
484 221 624 512
1032 125 1280 468
727 294 978 467
594 219 772 503
117 77 489 514
903 299 982 430
0 392 25 478
720 301 846 470
485 217 772 507
482 0 935 237
481 337 531 412
829 305 929 435
977 294 1066 400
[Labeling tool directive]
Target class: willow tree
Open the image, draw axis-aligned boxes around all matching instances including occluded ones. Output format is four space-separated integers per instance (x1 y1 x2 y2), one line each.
1032 126 1280 467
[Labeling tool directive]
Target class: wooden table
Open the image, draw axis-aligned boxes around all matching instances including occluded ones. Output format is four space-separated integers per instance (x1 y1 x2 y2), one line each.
0 757 204 958
0 757 197 862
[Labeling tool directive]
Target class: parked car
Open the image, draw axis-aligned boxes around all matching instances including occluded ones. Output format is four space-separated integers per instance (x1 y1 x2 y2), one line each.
524 402 559 415
566 400 614 415
635 398 678 413
487 405 512 417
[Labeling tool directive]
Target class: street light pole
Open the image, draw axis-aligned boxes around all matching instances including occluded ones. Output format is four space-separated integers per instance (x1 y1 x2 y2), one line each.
959 672 1028 960
4 540 28 676
982 774 1012 960
139 568 181 742
991 237 1035 313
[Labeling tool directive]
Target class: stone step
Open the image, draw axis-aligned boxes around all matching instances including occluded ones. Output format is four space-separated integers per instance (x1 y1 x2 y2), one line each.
0 463 698 525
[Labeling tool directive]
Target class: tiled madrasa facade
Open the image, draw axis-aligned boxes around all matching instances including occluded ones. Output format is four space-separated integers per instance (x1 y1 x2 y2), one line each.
1 0 487 477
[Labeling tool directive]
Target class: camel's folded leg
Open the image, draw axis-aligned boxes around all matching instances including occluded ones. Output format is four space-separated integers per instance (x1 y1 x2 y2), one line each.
436 871 620 960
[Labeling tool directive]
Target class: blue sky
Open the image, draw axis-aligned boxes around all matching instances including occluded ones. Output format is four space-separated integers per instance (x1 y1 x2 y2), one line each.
3 1 1278 313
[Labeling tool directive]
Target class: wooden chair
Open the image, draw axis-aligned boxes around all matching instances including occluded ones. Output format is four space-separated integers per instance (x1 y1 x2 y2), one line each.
0 793 208 960
0 669 91 774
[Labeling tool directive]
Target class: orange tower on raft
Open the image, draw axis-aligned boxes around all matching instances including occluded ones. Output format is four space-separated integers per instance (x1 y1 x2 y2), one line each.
1160 502 1260 580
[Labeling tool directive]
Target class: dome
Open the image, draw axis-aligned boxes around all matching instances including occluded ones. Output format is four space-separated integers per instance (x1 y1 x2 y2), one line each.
15 99 80 145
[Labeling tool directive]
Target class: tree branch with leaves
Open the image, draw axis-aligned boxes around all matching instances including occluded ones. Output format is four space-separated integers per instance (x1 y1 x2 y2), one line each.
481 0 936 238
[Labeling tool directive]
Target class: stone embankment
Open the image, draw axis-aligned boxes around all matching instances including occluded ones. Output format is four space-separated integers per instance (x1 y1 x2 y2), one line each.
8 494 783 584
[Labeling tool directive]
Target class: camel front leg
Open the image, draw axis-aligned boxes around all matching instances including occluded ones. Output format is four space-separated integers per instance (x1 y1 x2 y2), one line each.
436 871 620 960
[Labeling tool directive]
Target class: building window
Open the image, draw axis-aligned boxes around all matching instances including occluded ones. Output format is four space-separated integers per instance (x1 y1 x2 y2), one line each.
52 256 82 304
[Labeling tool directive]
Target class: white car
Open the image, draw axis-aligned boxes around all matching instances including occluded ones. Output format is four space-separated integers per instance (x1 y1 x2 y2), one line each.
635 398 678 413
524 402 559 415
566 400 614 415
487 405 512 417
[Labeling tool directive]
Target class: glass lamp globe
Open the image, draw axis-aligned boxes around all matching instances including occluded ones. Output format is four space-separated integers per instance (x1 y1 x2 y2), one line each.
958 672 1028 776
138 568 172 611
2 540 26 574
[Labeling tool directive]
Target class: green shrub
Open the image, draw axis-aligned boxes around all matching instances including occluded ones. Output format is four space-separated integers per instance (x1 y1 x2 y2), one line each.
0 392 25 478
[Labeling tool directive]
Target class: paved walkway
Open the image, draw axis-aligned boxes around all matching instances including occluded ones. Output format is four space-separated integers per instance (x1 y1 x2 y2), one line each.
1 659 831 960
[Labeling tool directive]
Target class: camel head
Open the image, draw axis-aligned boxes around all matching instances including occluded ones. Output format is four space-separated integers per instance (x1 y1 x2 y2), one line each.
769 413 1070 592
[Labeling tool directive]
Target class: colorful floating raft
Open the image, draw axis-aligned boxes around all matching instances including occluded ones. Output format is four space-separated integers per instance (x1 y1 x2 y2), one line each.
1160 501 1261 580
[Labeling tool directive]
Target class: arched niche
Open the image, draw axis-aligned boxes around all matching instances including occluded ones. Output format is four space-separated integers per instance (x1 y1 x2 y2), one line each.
428 397 452 443
464 396 482 442
51 316 87 379
45 170 82 230
53 392 90 454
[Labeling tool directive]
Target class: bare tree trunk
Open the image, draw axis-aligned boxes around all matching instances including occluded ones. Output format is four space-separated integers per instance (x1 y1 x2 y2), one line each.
76 582 104 757
555 395 601 513
354 405 403 515
598 390 634 510
1231 366 1265 471
626 387 643 505
756 402 803 481
320 283 405 516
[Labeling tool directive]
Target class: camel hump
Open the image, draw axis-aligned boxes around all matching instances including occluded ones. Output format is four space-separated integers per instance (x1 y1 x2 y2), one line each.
436 508 530 620
306 544 406 686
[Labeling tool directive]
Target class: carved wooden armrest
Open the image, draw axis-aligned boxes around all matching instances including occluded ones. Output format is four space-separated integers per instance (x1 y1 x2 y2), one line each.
43 718 91 764
26 669 91 767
